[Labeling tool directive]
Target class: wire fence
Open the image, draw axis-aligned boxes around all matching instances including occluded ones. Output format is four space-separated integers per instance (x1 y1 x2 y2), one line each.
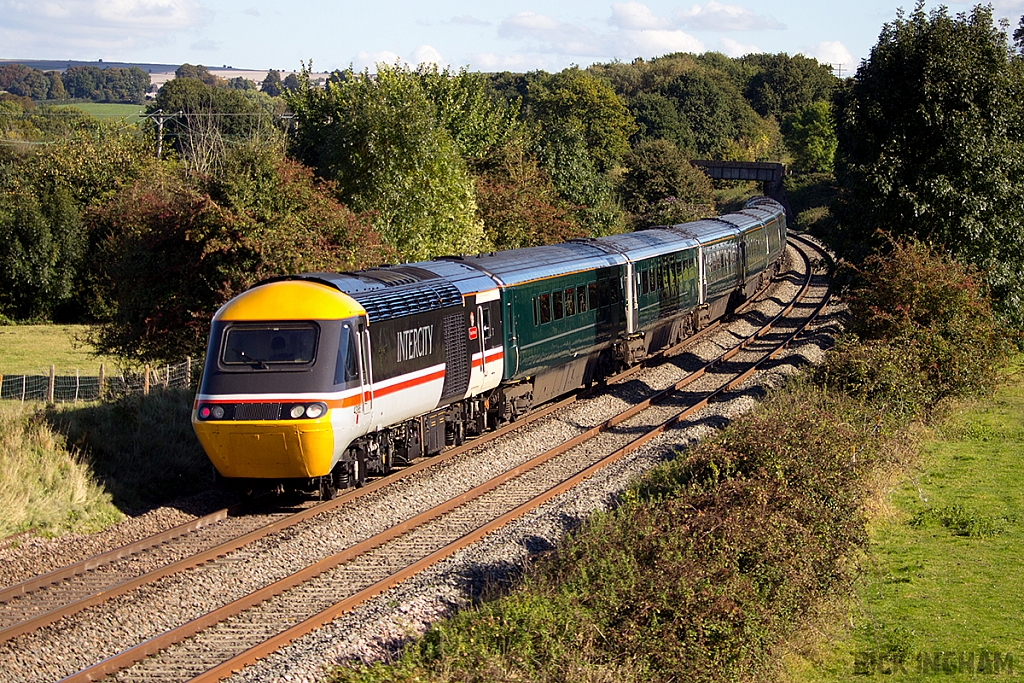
0 358 196 405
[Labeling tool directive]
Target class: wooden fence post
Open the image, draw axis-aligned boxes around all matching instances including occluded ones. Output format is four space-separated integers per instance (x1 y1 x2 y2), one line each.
0 374 4 401
47 365 55 404
185 357 192 389
144 364 150 396
98 363 106 400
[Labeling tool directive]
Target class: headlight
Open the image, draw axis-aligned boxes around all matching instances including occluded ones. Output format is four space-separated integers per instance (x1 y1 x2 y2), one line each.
290 405 305 419
305 403 326 419
211 405 225 420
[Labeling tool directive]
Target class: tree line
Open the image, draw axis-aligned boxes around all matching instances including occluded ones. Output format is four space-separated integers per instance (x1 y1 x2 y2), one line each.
6 3 1021 363
0 64 150 104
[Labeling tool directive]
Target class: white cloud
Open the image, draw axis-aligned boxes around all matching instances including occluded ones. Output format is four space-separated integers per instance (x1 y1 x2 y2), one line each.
469 52 551 71
243 7 258 16
676 1 784 31
449 15 490 26
352 50 401 72
410 45 445 66
190 38 219 51
801 41 854 71
719 36 759 57
350 46 447 72
0 0 209 55
610 2 672 30
498 5 702 61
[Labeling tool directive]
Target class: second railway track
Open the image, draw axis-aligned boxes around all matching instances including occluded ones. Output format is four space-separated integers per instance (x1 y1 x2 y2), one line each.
0 235 833 683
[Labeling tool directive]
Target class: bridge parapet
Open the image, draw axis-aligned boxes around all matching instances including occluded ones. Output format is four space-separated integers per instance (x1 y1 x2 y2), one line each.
690 160 793 223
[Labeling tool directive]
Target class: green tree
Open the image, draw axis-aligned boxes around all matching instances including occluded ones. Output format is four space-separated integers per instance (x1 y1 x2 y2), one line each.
627 91 695 153
0 65 49 100
0 180 84 320
45 71 66 100
261 69 283 97
287 64 488 260
783 100 837 172
619 139 714 225
742 53 837 120
175 63 218 86
834 3 1024 327
524 67 637 172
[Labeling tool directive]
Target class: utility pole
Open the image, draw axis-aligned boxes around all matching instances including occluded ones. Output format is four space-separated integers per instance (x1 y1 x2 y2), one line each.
141 109 179 160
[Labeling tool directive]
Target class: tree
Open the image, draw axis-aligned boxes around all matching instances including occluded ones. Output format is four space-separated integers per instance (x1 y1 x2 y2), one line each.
175 63 218 86
619 139 714 226
0 179 84 320
282 73 302 92
0 65 49 100
834 3 1024 327
286 64 488 261
261 69 283 97
742 53 837 120
628 91 695 154
89 156 393 361
524 67 637 172
783 100 837 172
45 71 66 100
62 66 104 99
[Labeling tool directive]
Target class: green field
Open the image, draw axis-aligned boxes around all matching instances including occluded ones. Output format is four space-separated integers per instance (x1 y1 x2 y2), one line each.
0 325 123 375
54 102 146 122
792 358 1024 681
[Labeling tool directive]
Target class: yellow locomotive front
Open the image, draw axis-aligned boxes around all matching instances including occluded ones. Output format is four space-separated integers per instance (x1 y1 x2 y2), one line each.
192 280 371 483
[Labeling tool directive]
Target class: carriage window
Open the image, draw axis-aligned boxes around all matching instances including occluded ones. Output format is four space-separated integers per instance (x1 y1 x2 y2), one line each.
564 288 576 316
641 269 650 295
539 293 551 324
588 282 598 310
578 286 588 313
553 290 564 320
223 324 318 367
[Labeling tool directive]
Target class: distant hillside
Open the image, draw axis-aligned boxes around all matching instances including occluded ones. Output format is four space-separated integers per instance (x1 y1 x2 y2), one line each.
0 59 252 74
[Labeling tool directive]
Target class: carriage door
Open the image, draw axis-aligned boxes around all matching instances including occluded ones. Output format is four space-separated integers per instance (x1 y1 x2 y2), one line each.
357 322 376 429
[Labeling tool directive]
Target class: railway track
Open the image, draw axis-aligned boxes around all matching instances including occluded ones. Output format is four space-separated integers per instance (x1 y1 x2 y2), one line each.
0 235 830 683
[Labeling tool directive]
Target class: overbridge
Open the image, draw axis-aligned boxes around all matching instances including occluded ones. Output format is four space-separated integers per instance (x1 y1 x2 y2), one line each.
691 160 793 222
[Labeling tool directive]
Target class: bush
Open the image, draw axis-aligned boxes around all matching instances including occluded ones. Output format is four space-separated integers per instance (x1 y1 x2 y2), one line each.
327 381 888 683
834 237 1012 404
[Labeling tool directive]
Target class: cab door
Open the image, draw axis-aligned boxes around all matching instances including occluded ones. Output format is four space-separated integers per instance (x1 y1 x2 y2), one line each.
356 321 377 430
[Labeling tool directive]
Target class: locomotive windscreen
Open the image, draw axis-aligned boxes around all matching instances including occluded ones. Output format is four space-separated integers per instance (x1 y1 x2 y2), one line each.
221 324 319 367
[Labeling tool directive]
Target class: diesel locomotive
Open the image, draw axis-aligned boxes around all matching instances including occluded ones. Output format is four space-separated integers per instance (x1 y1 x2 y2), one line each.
193 197 787 496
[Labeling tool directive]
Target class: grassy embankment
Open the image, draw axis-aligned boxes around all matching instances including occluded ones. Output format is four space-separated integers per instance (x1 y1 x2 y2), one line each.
788 357 1024 681
0 325 210 537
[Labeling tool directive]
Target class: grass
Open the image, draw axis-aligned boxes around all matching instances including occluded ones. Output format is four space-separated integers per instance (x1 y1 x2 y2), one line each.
0 403 122 536
52 102 145 122
0 324 122 375
789 357 1024 681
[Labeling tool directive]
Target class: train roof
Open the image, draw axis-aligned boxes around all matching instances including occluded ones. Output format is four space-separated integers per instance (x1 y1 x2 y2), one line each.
580 228 700 262
451 242 625 287
662 218 741 244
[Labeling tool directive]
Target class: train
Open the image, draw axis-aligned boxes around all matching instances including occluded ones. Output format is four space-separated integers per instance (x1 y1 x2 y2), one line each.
192 197 787 496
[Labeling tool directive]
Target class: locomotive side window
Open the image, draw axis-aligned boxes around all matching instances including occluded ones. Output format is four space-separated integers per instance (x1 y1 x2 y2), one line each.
481 307 493 339
334 323 360 384
222 324 318 368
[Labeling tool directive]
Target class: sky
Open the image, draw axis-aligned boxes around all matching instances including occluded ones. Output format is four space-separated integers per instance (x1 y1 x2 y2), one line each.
1 0 1021 75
